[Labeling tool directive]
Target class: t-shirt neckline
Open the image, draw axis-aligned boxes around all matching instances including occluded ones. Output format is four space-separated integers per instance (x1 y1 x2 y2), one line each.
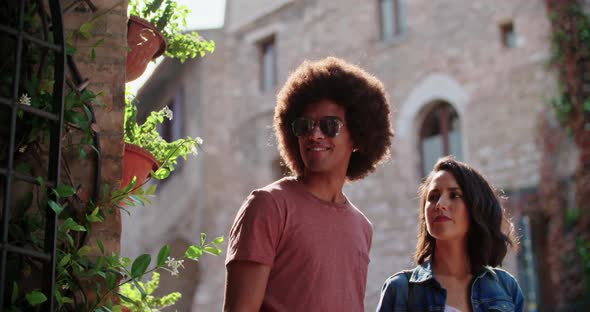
286 176 351 211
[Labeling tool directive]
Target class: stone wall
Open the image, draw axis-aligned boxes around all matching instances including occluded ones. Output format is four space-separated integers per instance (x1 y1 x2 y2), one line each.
124 0 578 310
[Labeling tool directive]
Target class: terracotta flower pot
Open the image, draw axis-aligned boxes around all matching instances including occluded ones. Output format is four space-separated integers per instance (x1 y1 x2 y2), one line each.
122 143 159 190
126 15 167 82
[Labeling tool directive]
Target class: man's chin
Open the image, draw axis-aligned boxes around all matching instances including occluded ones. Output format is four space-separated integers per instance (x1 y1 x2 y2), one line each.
304 164 333 175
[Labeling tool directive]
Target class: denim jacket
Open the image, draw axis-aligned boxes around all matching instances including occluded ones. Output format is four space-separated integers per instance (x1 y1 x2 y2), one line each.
376 261 524 312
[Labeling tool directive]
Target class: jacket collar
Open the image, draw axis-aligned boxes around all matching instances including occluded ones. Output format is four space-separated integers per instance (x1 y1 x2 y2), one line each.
410 260 499 283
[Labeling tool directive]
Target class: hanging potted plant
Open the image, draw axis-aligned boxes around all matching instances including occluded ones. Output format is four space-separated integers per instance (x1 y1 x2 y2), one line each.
126 0 215 82
126 15 167 82
123 91 202 190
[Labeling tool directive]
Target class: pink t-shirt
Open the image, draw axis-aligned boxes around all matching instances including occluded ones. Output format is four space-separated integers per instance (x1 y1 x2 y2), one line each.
226 177 373 312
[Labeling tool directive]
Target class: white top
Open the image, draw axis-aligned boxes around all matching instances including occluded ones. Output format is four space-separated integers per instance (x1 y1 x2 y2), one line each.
445 305 463 312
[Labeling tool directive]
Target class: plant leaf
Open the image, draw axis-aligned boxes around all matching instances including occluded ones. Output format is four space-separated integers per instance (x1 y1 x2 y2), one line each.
93 38 105 47
213 236 224 245
157 245 170 266
11 281 18 304
62 218 86 232
131 254 151 278
106 272 117 290
25 290 47 306
117 292 136 304
77 245 92 257
59 253 71 267
203 246 222 256
133 279 147 299
97 239 105 254
79 22 94 38
86 214 103 223
185 245 202 260
55 184 76 197
145 184 157 195
48 200 64 215
66 43 77 55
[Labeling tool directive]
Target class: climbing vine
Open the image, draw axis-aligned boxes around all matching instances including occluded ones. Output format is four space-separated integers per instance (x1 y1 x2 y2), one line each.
546 0 590 308
548 1 590 131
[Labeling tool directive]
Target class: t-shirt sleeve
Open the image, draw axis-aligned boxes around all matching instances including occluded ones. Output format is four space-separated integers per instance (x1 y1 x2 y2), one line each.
225 190 284 267
366 221 374 254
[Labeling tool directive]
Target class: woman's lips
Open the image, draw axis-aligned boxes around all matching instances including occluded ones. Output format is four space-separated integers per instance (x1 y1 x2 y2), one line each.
433 215 452 222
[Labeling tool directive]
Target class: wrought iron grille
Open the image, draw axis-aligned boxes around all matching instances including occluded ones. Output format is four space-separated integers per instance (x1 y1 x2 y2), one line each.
0 0 65 310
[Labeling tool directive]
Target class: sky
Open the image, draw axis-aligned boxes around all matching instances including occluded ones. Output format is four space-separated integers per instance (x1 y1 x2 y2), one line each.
127 0 226 94
182 0 226 30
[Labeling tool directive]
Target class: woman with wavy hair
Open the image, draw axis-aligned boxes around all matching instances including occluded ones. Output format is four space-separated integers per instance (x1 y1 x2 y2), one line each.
376 156 523 312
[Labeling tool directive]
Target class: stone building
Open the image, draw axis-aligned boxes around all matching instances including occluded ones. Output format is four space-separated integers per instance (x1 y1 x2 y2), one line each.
123 0 578 311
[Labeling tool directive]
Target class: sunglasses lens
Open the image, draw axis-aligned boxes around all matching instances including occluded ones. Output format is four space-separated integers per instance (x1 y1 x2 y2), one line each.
292 118 314 136
319 118 340 137
292 117 342 137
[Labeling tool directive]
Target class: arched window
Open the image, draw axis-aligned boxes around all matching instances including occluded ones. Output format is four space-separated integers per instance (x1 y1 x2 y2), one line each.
419 101 463 176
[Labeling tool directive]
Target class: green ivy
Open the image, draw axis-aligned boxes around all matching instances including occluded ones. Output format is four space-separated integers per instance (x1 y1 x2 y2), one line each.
548 3 590 131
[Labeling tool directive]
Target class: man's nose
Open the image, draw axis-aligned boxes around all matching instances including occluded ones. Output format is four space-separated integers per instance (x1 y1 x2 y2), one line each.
308 123 325 140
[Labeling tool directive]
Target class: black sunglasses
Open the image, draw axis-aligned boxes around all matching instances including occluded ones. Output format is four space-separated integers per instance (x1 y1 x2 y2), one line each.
291 116 344 138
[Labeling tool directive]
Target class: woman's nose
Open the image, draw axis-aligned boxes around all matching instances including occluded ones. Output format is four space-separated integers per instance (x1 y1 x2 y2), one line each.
435 197 449 210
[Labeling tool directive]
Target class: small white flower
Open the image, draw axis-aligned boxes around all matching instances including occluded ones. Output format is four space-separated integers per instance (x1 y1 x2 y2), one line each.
165 256 175 267
162 106 173 120
190 146 199 155
61 283 69 290
19 145 27 153
19 93 31 106
195 137 203 145
165 256 185 276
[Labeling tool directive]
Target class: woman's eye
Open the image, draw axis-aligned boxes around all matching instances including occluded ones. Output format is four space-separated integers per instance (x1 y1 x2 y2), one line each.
427 194 439 202
451 193 462 199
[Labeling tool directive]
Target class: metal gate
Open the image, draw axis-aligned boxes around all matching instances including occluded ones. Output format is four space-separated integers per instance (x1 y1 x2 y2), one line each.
0 0 65 310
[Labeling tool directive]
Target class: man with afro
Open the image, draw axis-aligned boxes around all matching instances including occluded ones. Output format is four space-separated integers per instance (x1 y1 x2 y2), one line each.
224 57 394 311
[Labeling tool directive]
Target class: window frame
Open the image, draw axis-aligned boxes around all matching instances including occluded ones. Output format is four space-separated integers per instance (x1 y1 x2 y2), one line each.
499 20 517 48
259 36 277 92
378 0 404 41
419 102 461 176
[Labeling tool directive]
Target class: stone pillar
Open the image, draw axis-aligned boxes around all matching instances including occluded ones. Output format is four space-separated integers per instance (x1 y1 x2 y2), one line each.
62 0 128 257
